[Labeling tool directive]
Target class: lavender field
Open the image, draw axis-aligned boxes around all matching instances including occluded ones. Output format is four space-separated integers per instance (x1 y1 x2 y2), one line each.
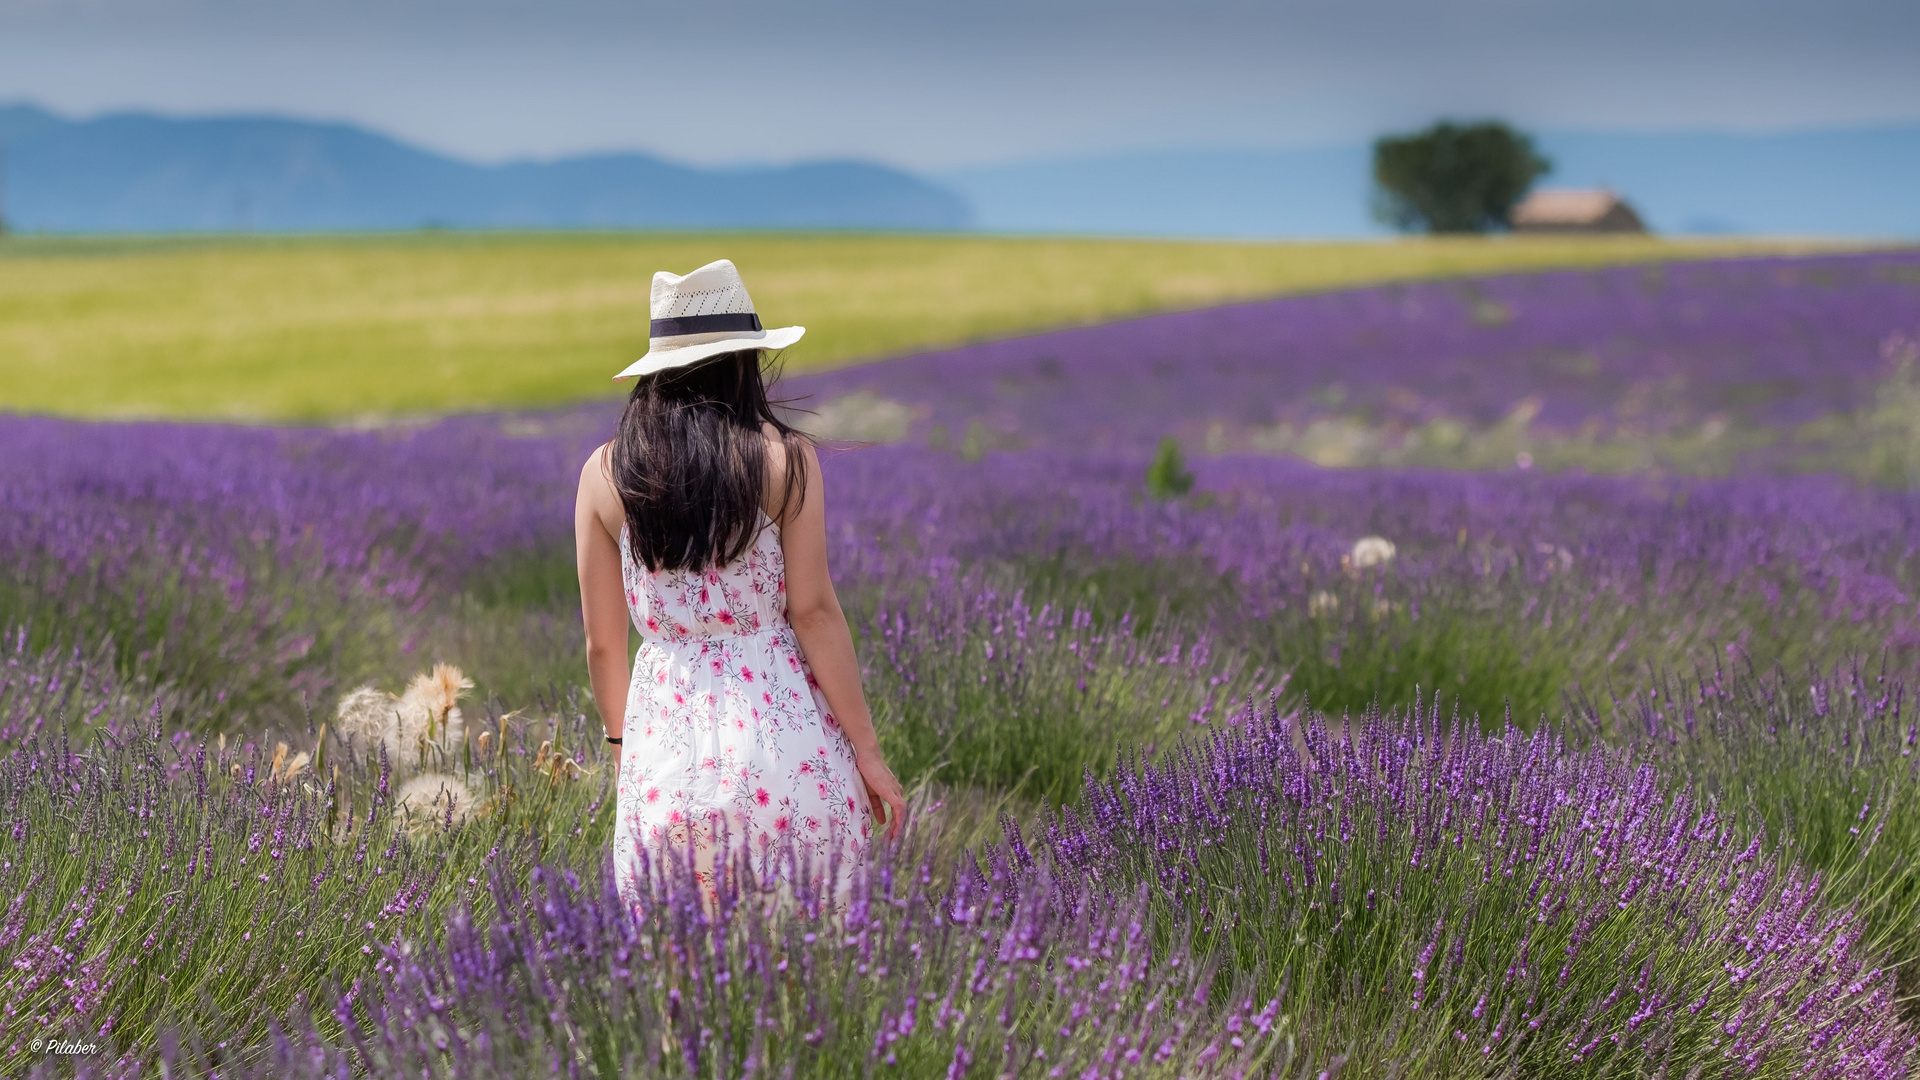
5 249 1920 1077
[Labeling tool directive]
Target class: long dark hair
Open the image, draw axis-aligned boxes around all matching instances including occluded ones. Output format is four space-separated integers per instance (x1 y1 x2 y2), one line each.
610 349 810 573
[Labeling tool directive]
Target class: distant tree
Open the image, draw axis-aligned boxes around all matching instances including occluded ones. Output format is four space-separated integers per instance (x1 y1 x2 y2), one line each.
1145 436 1195 500
1371 121 1551 234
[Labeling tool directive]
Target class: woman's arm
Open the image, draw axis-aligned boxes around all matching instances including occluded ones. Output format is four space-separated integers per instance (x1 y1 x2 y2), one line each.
575 444 631 771
776 440 908 840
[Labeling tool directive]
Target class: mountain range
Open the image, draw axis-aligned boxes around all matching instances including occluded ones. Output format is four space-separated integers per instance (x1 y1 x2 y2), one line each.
0 103 972 232
0 102 1914 237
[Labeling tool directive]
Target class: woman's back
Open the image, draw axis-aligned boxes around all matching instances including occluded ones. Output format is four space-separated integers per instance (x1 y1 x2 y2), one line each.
585 420 795 596
618 506 787 643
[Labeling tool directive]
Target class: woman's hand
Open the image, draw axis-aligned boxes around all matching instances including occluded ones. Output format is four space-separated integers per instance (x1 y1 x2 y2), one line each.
855 748 907 842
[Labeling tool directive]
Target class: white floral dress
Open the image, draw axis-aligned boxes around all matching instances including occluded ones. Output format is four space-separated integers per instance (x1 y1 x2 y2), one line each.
612 510 872 904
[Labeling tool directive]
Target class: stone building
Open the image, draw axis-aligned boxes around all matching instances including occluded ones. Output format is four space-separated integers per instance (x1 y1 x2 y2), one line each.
1510 189 1649 233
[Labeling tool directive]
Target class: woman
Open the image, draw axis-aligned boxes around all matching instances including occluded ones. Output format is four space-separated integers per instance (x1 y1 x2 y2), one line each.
575 259 906 906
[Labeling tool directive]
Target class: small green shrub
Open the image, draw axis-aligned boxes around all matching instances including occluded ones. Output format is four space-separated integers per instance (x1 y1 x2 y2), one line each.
1144 436 1195 500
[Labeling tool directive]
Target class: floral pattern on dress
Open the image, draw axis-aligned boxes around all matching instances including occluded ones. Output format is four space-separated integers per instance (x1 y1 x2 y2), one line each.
612 510 871 905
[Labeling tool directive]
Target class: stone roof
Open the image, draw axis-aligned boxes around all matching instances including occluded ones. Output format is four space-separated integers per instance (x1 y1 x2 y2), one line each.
1511 189 1629 226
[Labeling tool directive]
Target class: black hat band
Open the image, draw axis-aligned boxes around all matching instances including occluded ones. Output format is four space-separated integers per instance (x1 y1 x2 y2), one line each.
651 312 763 338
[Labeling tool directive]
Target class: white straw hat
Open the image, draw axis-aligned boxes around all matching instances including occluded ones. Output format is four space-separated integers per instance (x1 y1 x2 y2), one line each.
612 259 804 380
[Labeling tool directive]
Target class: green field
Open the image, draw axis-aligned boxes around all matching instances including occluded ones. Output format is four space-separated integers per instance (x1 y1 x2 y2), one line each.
0 231 1865 421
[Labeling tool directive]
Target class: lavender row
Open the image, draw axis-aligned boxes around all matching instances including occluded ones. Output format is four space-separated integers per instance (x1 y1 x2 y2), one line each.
0 628 152 745
103 848 1306 1080
828 446 1920 659
0 410 599 604
6 634 1917 1076
1010 693 1912 1076
63 688 1914 1078
0 674 618 1076
1 674 1311 1079
8 410 1919 729
0 409 604 717
1605 655 1920 968
786 251 1920 453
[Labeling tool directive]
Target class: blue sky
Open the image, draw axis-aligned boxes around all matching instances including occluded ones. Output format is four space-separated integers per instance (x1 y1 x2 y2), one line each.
2 0 1916 169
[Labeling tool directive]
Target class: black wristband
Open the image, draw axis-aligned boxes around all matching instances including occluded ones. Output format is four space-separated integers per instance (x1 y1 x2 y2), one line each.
604 734 622 745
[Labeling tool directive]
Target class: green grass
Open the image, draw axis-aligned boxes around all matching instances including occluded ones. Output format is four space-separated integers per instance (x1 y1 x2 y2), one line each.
0 231 1861 421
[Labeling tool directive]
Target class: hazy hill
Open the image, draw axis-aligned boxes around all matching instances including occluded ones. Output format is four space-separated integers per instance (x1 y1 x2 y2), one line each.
4 102 1910 238
0 103 973 232
941 125 1920 238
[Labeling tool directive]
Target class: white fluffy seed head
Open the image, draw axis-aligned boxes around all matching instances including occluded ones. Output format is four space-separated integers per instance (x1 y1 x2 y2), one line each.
333 686 404 763
1350 536 1397 569
394 772 475 829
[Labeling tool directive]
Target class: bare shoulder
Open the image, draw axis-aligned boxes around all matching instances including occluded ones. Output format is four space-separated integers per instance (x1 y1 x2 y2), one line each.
578 442 623 538
578 441 614 492
761 423 818 522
